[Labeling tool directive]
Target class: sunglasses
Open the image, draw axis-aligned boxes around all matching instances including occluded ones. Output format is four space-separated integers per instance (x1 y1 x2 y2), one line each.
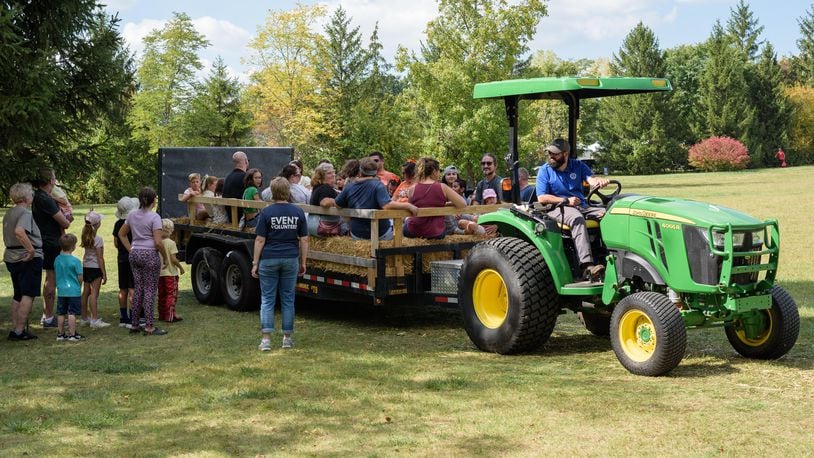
481 161 493 166
547 151 564 157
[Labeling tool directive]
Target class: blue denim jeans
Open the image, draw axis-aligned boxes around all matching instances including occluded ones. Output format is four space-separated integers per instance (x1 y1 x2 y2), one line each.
258 257 298 334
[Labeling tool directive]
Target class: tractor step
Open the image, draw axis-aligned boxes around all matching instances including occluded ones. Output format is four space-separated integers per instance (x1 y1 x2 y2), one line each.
560 280 604 296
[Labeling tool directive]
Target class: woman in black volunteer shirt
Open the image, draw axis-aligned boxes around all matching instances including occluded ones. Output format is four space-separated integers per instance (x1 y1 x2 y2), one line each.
251 177 309 351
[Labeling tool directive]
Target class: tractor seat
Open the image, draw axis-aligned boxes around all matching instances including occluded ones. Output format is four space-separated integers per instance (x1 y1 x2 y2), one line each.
557 218 600 232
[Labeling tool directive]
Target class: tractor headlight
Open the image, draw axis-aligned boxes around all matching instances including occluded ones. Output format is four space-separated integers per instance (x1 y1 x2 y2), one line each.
703 230 762 250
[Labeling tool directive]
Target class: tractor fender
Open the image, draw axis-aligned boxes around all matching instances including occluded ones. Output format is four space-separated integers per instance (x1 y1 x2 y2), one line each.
615 250 665 285
476 209 574 288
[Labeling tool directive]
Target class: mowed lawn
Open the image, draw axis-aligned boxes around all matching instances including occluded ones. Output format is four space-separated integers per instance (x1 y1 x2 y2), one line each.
1 166 812 456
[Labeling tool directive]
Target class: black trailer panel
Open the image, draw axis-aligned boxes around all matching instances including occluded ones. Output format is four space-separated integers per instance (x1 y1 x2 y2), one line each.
158 146 293 218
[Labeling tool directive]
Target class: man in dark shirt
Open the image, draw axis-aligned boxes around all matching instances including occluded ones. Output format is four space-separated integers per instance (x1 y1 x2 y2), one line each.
31 167 71 326
473 152 502 204
222 151 249 222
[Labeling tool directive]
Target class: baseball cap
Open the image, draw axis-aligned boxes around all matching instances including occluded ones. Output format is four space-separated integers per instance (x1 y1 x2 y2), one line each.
444 165 458 175
482 188 498 200
85 211 102 226
545 138 571 155
360 157 379 176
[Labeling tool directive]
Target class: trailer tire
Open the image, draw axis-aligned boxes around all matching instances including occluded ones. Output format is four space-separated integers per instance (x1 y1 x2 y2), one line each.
220 250 260 312
191 248 224 305
578 311 611 336
611 292 686 376
725 285 799 360
459 237 559 354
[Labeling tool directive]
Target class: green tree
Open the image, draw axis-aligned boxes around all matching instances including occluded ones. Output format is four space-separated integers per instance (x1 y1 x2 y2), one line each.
180 57 253 146
594 22 682 174
246 4 328 158
794 4 814 85
664 43 708 146
397 0 547 182
726 0 764 61
314 6 371 159
0 1 134 200
129 12 210 151
697 22 754 142
747 43 791 166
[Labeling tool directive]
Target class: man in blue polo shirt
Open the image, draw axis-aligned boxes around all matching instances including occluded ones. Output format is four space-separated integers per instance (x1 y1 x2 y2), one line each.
536 138 609 281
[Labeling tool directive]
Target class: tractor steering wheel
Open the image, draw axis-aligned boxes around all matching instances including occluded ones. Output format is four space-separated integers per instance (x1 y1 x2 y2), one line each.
587 180 622 207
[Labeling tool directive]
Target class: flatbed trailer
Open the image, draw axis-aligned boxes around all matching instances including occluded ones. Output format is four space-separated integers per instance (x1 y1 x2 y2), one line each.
172 194 506 310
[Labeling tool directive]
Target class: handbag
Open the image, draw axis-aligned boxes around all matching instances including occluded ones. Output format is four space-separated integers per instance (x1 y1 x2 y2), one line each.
317 219 343 236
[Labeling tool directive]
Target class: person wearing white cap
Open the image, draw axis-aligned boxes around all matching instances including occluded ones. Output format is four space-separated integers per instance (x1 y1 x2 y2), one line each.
80 210 110 328
113 197 139 327
536 138 609 281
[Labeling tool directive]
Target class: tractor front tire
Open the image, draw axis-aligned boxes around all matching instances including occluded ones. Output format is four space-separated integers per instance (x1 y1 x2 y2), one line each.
459 237 560 354
190 248 223 305
725 285 800 359
610 292 686 376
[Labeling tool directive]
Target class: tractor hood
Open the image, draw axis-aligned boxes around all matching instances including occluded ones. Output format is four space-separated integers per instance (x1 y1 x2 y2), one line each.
608 196 764 228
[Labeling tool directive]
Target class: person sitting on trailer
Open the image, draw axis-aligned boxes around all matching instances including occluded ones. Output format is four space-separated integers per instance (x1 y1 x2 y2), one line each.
335 157 417 241
535 138 609 281
403 157 467 239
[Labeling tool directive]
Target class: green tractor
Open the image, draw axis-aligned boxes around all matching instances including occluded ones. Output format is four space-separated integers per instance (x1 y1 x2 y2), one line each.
459 77 799 376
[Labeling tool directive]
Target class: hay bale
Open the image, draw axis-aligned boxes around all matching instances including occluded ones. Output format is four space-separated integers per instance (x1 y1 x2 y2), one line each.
170 217 490 277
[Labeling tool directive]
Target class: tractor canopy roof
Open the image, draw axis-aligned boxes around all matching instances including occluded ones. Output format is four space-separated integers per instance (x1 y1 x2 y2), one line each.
472 76 671 101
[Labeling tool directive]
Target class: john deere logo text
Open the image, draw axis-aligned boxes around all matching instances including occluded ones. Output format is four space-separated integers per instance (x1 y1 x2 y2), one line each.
661 223 680 230
631 209 657 218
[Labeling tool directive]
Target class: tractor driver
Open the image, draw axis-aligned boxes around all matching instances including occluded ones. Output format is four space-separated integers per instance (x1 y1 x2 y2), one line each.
536 138 609 281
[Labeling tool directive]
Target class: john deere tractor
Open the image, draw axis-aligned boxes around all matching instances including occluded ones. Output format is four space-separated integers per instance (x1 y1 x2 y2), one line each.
458 77 799 376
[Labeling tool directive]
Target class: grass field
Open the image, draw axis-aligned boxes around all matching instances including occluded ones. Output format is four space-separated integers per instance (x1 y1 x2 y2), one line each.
1 166 812 456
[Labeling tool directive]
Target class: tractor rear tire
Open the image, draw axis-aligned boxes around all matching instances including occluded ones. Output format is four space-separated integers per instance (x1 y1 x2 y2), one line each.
725 285 799 359
610 292 686 376
220 250 260 312
578 311 611 336
459 237 560 354
190 248 223 305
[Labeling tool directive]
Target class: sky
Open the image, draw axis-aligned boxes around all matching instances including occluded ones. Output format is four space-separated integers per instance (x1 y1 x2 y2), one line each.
103 0 809 81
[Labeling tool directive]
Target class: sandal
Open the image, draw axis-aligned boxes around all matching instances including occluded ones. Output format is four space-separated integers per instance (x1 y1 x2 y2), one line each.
143 328 168 336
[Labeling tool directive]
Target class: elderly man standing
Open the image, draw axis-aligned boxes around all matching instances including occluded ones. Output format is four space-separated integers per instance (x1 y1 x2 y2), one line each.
31 167 71 327
223 151 249 223
536 138 609 281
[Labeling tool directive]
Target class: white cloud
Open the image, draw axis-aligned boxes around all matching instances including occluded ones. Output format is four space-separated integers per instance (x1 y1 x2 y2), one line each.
530 0 678 59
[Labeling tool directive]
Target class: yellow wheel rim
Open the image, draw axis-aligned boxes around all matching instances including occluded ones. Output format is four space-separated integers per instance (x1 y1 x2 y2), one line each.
472 269 508 329
618 309 657 362
735 310 773 347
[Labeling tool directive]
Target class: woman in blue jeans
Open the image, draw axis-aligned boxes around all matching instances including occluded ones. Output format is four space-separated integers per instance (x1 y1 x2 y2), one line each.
251 177 309 351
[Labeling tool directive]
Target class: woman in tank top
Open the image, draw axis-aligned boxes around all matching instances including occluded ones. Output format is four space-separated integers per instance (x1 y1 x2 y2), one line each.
403 157 467 239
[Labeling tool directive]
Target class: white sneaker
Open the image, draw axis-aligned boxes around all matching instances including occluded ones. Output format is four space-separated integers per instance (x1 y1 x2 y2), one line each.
258 339 271 352
90 319 111 329
282 335 294 349
79 317 91 326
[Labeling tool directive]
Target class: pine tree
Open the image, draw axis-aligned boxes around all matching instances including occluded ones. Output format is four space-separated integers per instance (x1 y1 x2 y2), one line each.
795 4 814 85
697 22 754 142
0 1 134 199
595 23 682 173
726 0 764 61
747 43 791 166
181 58 254 147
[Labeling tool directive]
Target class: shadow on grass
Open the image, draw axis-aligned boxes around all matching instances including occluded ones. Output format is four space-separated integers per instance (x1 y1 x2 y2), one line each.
296 297 463 330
